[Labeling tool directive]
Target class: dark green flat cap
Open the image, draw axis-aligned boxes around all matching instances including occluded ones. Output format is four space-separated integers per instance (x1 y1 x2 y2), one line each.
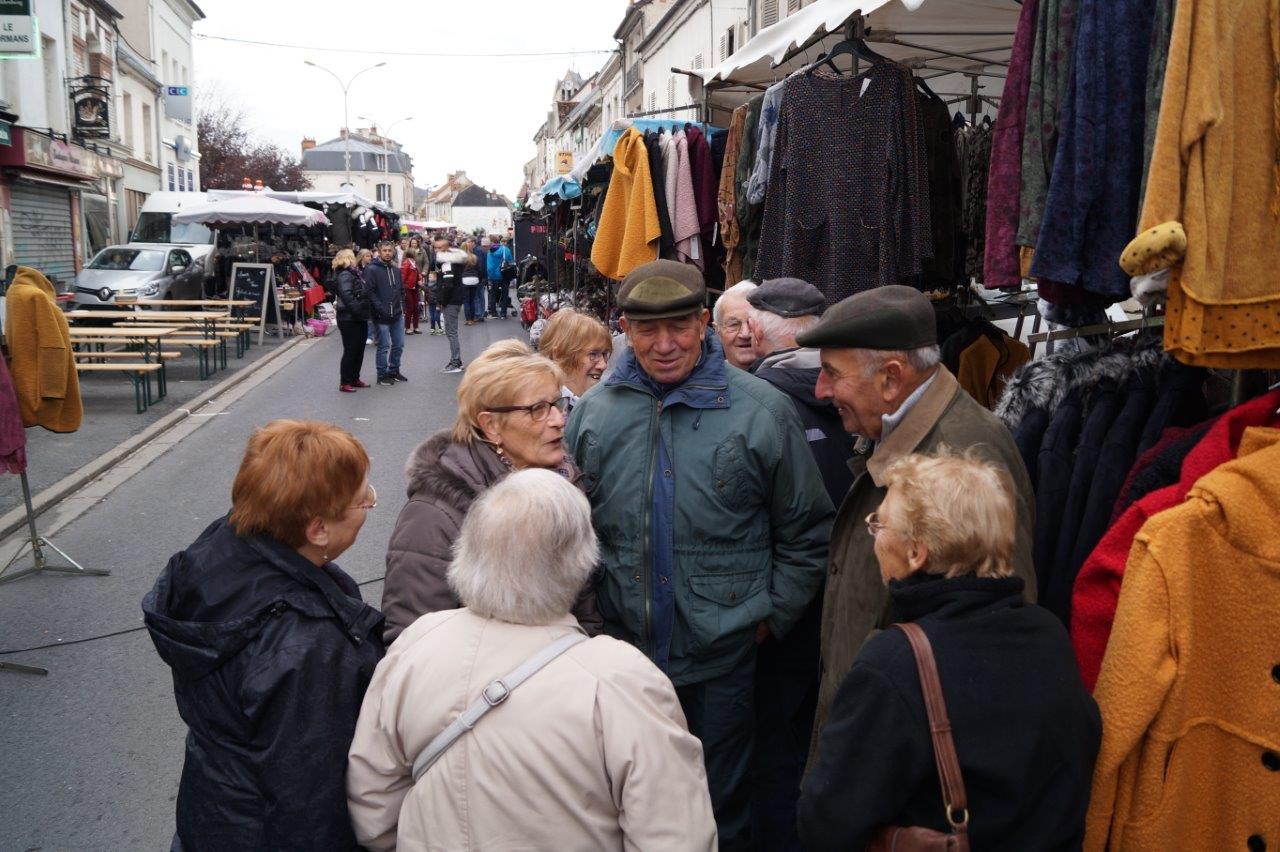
796 285 936 350
618 259 706 320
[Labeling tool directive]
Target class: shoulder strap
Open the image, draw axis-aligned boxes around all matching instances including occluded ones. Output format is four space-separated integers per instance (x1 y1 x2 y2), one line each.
411 631 588 783
891 622 970 833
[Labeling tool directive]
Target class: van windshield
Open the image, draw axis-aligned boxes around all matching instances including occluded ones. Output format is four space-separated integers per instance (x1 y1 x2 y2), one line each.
88 249 167 271
131 212 213 245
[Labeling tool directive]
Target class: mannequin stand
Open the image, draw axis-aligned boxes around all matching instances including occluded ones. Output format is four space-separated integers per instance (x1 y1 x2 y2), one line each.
0 470 108 586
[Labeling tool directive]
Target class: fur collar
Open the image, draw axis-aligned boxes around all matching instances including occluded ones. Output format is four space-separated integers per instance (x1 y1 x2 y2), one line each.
403 430 504 512
995 338 1165 428
435 248 472 265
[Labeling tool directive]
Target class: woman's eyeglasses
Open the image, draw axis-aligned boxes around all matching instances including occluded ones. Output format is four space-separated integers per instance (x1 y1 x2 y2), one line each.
349 484 378 511
865 511 886 537
486 396 571 422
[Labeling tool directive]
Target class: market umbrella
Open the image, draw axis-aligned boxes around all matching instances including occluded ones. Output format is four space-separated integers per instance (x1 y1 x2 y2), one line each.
172 194 331 263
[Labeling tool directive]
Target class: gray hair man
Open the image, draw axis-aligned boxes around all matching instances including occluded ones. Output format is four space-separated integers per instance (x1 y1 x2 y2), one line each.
743 277 856 848
713 280 759 370
565 260 834 848
798 284 1037 766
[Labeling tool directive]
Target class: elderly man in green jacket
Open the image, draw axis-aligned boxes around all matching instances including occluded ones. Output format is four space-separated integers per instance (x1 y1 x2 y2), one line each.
797 285 1037 765
566 260 834 851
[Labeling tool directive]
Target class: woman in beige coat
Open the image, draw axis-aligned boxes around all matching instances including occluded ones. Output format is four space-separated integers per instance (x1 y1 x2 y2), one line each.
347 469 718 851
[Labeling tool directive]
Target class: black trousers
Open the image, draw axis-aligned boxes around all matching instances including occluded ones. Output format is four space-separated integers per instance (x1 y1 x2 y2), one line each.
337 319 367 385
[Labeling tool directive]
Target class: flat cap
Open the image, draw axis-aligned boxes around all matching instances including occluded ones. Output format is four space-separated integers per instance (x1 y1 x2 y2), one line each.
747 277 825 318
795 285 936 350
617 259 706 320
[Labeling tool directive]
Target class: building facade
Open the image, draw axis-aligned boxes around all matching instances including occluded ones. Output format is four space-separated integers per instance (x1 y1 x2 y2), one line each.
300 126 415 215
451 184 512 237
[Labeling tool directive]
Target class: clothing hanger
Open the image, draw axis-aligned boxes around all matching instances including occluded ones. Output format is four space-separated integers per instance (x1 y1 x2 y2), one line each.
809 36 887 77
914 74 944 104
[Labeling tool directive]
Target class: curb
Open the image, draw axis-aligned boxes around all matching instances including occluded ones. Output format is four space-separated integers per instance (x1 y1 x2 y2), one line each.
0 334 310 541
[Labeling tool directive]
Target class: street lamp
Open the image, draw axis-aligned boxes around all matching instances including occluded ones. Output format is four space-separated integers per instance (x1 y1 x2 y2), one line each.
303 60 386 185
358 114 412 214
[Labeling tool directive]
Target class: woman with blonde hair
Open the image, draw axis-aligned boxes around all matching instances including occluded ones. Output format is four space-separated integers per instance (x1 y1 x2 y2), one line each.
332 248 369 392
799 450 1100 850
383 339 601 643
537 308 613 410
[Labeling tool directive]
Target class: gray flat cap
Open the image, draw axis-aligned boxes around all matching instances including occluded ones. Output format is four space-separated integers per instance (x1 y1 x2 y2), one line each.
795 285 937 350
618 259 706 320
746 277 825 318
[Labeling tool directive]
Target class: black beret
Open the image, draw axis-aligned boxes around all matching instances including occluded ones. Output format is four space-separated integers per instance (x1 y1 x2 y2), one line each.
746 277 825 318
795 285 937 350
618 259 706 320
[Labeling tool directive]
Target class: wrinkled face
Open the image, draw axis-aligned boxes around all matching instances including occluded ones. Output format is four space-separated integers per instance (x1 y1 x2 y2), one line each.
323 478 374 562
570 345 611 394
816 348 892 440
489 373 567 470
871 486 917 584
716 296 757 369
622 310 709 385
378 244 395 263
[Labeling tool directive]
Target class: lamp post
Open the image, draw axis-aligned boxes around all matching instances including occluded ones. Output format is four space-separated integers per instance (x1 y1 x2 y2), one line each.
303 60 386 185
358 114 412 214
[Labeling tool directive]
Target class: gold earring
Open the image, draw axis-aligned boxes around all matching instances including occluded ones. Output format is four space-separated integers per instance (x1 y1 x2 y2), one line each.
495 445 504 457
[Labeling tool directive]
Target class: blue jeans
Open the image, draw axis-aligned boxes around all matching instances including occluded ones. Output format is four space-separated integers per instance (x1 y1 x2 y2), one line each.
374 320 404 377
463 286 484 321
428 303 442 329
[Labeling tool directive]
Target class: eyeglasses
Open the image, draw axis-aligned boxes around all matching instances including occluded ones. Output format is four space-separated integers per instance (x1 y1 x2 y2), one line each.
349 484 378 511
865 511 886 537
585 350 610 364
486 395 571 422
720 319 750 335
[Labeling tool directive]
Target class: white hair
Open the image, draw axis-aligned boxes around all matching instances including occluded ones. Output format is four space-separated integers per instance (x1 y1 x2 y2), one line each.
853 345 942 378
713 280 758 326
750 308 820 354
448 469 598 625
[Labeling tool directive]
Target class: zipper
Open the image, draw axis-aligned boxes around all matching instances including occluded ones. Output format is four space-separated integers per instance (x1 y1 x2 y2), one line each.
639 397 660 656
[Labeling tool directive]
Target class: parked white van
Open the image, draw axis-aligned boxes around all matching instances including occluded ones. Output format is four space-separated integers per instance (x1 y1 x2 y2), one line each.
129 192 218 293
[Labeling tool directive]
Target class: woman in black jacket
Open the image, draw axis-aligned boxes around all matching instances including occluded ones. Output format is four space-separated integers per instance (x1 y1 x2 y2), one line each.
142 420 385 852
799 450 1101 852
431 237 471 373
333 249 369 392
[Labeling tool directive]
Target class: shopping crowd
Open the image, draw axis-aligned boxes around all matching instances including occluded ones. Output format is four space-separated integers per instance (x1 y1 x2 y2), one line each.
148 259 1145 851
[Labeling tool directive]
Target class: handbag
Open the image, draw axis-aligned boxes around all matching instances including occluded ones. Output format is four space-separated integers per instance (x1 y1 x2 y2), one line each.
866 622 970 852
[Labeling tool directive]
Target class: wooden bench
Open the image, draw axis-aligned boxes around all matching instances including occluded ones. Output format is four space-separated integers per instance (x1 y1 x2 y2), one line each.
74 350 182 361
75 362 164 413
119 321 250 358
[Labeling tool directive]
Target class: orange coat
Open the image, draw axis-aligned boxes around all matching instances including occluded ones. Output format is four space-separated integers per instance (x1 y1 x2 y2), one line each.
1085 427 1280 849
3 267 81 432
590 128 662 281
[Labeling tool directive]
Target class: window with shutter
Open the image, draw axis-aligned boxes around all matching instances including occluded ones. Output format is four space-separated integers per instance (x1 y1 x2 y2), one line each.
762 0 779 28
667 77 675 108
787 0 802 14
649 91 657 112
719 34 727 61
693 53 703 69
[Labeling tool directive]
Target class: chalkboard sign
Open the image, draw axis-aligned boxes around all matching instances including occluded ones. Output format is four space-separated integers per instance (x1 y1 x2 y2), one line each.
229 262 284 344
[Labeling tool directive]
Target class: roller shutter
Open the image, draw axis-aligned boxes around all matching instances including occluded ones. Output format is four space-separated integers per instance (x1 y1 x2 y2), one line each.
10 181 76 289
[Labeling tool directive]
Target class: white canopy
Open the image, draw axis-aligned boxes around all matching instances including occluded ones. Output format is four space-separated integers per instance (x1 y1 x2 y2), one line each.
172 195 331 227
693 0 1019 117
206 188 391 213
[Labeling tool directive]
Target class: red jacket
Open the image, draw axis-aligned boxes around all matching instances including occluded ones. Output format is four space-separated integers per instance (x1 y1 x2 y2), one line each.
400 258 420 289
1070 388 1280 690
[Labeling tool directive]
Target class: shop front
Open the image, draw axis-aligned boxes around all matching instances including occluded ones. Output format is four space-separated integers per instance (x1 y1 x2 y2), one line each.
0 127 123 290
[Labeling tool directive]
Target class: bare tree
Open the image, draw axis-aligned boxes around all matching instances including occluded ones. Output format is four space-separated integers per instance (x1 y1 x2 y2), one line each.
197 90 311 191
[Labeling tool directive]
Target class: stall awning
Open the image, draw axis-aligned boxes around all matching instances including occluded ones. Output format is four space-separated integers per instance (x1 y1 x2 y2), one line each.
173 195 331 227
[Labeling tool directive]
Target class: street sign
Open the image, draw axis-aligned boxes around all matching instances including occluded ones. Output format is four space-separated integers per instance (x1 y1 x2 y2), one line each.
164 85 192 123
0 0 36 57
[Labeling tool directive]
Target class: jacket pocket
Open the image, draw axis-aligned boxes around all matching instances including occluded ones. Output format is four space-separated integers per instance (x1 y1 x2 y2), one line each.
684 568 771 655
712 437 759 507
790 212 830 275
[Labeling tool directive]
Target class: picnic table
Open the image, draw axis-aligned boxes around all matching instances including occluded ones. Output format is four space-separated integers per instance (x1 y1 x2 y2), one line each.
68 327 180 412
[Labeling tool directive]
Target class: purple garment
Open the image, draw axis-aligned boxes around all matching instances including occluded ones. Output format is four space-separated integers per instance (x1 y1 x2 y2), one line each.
0 355 27 474
1029 0 1157 299
683 125 719 243
983 0 1040 289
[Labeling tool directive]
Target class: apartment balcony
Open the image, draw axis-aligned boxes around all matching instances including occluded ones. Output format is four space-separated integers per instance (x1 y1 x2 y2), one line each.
624 63 643 96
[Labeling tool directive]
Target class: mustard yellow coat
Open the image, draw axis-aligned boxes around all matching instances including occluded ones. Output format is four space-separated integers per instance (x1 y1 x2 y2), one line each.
3 266 82 432
590 128 661 281
1085 427 1280 849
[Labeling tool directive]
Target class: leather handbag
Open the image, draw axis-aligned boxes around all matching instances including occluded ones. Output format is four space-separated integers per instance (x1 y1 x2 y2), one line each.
866 622 971 852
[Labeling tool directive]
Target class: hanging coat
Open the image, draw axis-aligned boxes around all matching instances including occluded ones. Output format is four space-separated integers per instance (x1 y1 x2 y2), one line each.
3 266 81 433
590 128 661 281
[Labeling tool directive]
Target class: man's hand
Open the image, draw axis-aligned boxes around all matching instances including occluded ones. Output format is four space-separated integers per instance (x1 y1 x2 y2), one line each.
755 622 771 645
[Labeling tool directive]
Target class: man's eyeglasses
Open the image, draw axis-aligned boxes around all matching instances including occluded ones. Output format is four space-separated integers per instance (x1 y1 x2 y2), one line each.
486 395 571 422
350 484 378 511
720 319 749 335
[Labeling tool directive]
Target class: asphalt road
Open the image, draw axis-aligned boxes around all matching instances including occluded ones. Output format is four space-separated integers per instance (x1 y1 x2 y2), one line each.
0 317 525 851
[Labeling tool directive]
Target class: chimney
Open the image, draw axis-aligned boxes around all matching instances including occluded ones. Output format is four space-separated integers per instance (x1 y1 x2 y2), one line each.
301 137 316 154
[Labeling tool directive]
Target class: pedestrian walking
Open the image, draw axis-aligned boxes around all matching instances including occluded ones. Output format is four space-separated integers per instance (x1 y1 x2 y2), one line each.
400 249 421 334
142 420 385 852
798 451 1099 850
798 285 1038 762
714 280 760 370
431 237 469 373
485 236 514 319
740 277 853 849
464 238 486 324
349 470 718 852
564 260 835 850
536 308 612 411
366 240 407 386
332 249 371 393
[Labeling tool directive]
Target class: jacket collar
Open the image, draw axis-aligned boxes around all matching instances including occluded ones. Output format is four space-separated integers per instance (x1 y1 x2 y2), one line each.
243 534 383 642
866 367 959 487
605 330 731 411
888 572 1026 623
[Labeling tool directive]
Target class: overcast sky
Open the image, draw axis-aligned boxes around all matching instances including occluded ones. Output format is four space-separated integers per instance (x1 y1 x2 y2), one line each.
192 1 629 201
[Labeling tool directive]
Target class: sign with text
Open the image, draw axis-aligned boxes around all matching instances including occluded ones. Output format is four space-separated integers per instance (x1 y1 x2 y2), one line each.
0 0 34 56
164 85 192 123
555 150 573 175
229 262 285 345
0 120 11 147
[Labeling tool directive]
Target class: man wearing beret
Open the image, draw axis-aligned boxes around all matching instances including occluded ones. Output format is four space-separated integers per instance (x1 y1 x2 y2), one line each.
743 277 855 849
797 285 1037 764
566 260 835 850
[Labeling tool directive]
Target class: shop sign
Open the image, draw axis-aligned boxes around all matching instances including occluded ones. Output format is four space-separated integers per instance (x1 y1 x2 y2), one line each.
24 132 94 178
70 77 111 139
164 85 192 123
0 120 11 147
0 0 35 56
555 150 573 175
